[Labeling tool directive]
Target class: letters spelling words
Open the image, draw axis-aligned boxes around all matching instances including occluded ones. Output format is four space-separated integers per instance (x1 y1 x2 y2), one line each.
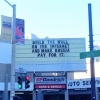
68 80 100 87
32 40 70 57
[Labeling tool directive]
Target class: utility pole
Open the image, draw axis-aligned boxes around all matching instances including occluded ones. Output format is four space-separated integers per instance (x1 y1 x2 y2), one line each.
4 0 16 100
88 3 96 100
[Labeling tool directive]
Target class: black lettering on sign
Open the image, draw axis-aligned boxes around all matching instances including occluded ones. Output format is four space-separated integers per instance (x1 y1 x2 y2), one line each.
32 49 34 53
40 45 47 48
76 81 80 86
49 53 56 57
82 80 90 86
57 40 68 44
82 81 85 85
32 45 37 48
68 81 80 87
37 53 46 57
73 82 76 86
55 49 69 52
50 44 69 49
65 44 69 48
66 44 70 52
59 53 65 57
50 45 54 48
48 40 55 44
95 80 100 85
41 49 52 53
32 39 70 57
68 82 72 86
32 49 40 53
32 40 44 44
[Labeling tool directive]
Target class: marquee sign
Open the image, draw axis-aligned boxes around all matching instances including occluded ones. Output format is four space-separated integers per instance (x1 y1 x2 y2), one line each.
16 38 86 71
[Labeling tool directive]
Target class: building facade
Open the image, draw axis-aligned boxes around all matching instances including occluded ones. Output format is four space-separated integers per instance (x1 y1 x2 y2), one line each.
0 36 100 100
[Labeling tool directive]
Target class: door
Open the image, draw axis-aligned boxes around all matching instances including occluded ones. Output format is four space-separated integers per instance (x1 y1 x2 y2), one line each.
44 94 65 100
69 94 91 100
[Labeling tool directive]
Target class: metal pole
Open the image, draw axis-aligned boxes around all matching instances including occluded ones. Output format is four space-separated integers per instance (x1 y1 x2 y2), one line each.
10 4 16 100
4 72 8 100
4 1 16 100
88 3 96 100
33 73 36 100
10 5 16 100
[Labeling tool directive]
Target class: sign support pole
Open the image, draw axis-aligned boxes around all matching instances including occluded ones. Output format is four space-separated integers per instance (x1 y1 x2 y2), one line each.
88 3 96 100
4 1 16 100
11 4 16 100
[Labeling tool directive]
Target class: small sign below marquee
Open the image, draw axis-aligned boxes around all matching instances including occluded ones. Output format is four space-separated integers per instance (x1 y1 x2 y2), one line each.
34 84 66 89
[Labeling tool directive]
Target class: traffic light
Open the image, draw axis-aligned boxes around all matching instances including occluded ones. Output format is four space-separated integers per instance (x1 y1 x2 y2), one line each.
25 76 30 89
17 76 22 89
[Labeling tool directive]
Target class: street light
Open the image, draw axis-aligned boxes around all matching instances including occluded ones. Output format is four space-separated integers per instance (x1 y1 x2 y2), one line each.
4 0 16 100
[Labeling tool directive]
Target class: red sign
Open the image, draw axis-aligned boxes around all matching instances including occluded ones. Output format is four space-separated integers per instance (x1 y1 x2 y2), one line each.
34 84 66 89
36 78 43 81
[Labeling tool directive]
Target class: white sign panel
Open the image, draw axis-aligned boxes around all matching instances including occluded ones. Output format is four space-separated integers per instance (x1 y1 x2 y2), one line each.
35 77 66 84
67 78 100 89
16 38 86 71
15 68 26 73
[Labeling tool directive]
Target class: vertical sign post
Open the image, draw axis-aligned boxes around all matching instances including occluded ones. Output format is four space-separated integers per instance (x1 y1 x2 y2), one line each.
88 3 96 100
4 1 16 100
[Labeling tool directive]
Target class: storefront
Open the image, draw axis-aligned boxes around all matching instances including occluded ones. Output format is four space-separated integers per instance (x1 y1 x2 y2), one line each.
67 78 100 100
33 73 67 100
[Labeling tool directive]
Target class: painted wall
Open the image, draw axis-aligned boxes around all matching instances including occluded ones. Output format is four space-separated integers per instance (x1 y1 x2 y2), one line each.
0 42 11 64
